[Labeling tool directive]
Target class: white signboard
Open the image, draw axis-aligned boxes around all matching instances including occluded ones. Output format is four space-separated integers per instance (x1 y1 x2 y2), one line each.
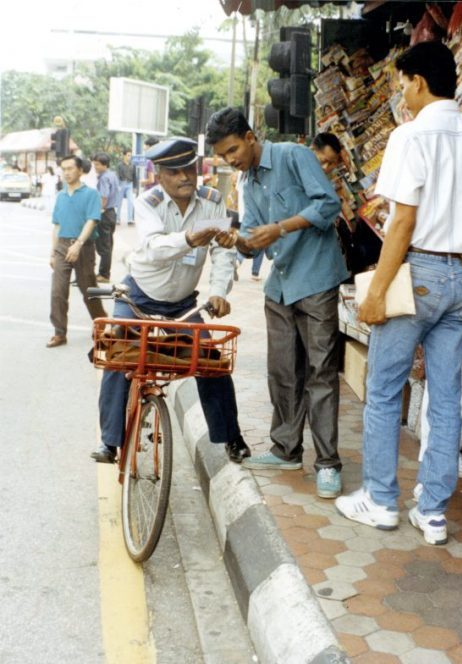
108 77 169 135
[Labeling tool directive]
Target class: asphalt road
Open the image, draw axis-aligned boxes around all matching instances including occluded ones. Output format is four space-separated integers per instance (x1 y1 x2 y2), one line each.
0 200 254 664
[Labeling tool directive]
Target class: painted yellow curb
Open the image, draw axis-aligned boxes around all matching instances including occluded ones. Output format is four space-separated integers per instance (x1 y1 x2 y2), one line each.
98 464 156 664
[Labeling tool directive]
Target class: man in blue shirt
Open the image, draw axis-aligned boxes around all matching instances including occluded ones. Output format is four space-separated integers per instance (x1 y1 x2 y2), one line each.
92 152 120 282
47 154 106 348
206 108 348 498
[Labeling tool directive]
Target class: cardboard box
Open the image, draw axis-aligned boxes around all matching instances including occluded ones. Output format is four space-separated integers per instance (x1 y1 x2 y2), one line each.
344 340 368 402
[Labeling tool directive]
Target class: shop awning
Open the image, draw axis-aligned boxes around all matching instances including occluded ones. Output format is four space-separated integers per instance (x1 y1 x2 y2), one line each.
0 128 77 154
0 129 53 154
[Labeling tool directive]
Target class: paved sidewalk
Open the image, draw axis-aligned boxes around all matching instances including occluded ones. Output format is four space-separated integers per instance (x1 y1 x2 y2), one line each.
218 260 462 663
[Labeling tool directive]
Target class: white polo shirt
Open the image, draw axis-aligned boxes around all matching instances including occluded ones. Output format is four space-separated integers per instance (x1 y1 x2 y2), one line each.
375 100 462 252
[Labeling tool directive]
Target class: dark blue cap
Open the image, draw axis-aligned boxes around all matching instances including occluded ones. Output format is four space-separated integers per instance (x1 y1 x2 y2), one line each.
146 137 198 168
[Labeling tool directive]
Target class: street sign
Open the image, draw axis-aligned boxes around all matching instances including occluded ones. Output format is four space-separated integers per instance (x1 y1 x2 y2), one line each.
108 77 169 135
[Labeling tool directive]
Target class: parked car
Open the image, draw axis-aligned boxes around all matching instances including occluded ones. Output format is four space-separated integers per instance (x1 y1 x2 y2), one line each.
0 172 32 201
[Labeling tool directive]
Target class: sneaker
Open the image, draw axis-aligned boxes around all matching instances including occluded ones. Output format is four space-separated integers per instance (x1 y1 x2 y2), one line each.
335 488 399 530
242 451 302 471
408 506 447 545
317 468 342 498
96 275 110 283
251 275 262 281
413 483 423 502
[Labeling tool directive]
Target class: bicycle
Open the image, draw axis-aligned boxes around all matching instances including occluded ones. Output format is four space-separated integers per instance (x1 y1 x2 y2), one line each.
88 283 240 562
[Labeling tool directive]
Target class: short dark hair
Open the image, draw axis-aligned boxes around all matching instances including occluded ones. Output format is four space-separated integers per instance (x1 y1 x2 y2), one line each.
205 107 252 145
92 152 110 167
311 132 342 155
396 41 456 99
144 136 159 147
122 148 132 156
61 154 83 170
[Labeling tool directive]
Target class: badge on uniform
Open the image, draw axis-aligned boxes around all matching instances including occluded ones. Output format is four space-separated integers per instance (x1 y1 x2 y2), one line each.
182 248 198 266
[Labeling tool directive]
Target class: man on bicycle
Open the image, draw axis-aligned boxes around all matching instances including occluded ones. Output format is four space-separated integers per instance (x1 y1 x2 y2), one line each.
92 138 251 465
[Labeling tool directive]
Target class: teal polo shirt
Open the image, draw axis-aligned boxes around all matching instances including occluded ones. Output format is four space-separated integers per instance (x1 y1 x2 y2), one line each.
52 184 102 240
241 141 348 305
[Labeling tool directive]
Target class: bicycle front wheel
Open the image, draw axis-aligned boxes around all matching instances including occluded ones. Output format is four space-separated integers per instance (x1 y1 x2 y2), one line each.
121 394 173 562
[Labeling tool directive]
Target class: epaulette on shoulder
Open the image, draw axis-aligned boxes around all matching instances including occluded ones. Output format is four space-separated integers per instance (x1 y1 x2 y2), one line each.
197 185 222 204
145 188 164 208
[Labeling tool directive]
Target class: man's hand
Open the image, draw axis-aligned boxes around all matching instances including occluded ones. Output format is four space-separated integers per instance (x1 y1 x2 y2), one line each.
186 228 218 248
65 243 81 264
247 224 281 250
208 296 230 318
358 293 387 326
49 254 56 270
215 229 238 249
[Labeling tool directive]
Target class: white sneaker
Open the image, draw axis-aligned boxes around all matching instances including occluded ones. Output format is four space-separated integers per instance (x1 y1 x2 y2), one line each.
335 488 399 530
413 483 423 502
408 506 448 545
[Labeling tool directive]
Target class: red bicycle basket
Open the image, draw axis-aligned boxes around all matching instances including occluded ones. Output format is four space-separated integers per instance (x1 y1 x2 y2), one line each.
92 317 240 381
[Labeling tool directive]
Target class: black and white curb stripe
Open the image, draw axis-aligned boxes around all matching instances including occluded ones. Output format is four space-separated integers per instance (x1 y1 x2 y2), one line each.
168 379 350 664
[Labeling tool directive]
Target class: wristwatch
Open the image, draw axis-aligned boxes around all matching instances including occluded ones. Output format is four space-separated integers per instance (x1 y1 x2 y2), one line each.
279 225 288 238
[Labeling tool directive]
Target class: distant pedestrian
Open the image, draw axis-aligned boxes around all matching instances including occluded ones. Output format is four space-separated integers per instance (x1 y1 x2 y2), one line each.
41 166 58 213
47 155 106 348
140 136 158 191
116 149 136 225
92 152 119 283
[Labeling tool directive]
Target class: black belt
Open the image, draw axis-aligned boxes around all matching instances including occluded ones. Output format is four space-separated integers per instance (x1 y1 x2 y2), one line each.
409 246 462 260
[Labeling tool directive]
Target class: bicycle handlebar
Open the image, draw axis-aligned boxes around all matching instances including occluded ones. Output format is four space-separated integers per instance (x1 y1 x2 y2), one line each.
87 284 217 321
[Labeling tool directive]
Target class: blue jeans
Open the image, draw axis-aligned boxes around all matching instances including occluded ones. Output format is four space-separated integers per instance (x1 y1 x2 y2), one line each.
99 275 242 447
363 253 462 515
116 182 134 223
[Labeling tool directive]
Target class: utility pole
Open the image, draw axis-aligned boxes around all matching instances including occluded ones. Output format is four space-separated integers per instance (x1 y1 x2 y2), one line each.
248 18 260 130
227 12 238 106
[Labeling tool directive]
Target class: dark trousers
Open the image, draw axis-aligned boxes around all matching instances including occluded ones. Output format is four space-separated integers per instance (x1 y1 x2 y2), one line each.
265 288 341 470
95 208 116 279
50 238 106 336
99 275 242 446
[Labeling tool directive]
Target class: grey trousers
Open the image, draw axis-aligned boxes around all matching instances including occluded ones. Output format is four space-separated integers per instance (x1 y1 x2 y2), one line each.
50 238 107 336
265 288 341 470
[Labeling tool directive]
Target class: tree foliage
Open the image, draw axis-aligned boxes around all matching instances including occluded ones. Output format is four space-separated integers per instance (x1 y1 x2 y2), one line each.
0 29 238 157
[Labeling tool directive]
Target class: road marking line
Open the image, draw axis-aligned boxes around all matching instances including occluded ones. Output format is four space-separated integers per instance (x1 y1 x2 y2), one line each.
98 464 156 664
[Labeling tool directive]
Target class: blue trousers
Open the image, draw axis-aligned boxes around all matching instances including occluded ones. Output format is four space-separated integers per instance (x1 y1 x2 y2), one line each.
99 275 242 446
363 253 462 515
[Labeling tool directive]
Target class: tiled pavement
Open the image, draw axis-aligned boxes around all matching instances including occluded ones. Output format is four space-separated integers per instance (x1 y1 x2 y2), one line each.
224 259 462 664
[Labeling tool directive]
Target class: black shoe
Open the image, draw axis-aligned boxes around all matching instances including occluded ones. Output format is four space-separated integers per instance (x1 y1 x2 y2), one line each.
90 445 117 464
225 438 251 464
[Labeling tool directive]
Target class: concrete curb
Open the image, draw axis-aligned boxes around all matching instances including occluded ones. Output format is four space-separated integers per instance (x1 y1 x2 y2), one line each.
169 378 350 664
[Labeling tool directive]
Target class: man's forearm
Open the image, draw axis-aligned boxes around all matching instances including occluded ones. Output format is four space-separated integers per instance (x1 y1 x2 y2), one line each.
78 220 97 244
368 207 416 298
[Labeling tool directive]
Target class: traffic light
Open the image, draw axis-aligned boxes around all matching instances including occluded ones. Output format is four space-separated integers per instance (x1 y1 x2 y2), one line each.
50 128 70 158
264 27 313 135
188 96 212 136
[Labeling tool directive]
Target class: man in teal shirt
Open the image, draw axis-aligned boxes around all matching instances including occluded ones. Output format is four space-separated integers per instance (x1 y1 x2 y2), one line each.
47 154 106 348
206 108 348 498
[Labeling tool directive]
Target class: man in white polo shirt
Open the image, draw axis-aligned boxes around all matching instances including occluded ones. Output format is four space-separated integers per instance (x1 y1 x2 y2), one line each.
336 42 462 546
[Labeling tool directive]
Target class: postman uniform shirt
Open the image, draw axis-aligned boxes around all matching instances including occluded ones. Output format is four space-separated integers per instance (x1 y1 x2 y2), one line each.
241 141 347 305
52 184 101 240
375 100 462 252
128 186 235 302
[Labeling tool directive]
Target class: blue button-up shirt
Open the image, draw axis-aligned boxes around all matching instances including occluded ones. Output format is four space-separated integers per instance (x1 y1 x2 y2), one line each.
241 141 348 305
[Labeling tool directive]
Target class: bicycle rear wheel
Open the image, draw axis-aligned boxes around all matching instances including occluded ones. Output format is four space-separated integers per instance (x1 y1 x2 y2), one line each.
121 394 173 562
